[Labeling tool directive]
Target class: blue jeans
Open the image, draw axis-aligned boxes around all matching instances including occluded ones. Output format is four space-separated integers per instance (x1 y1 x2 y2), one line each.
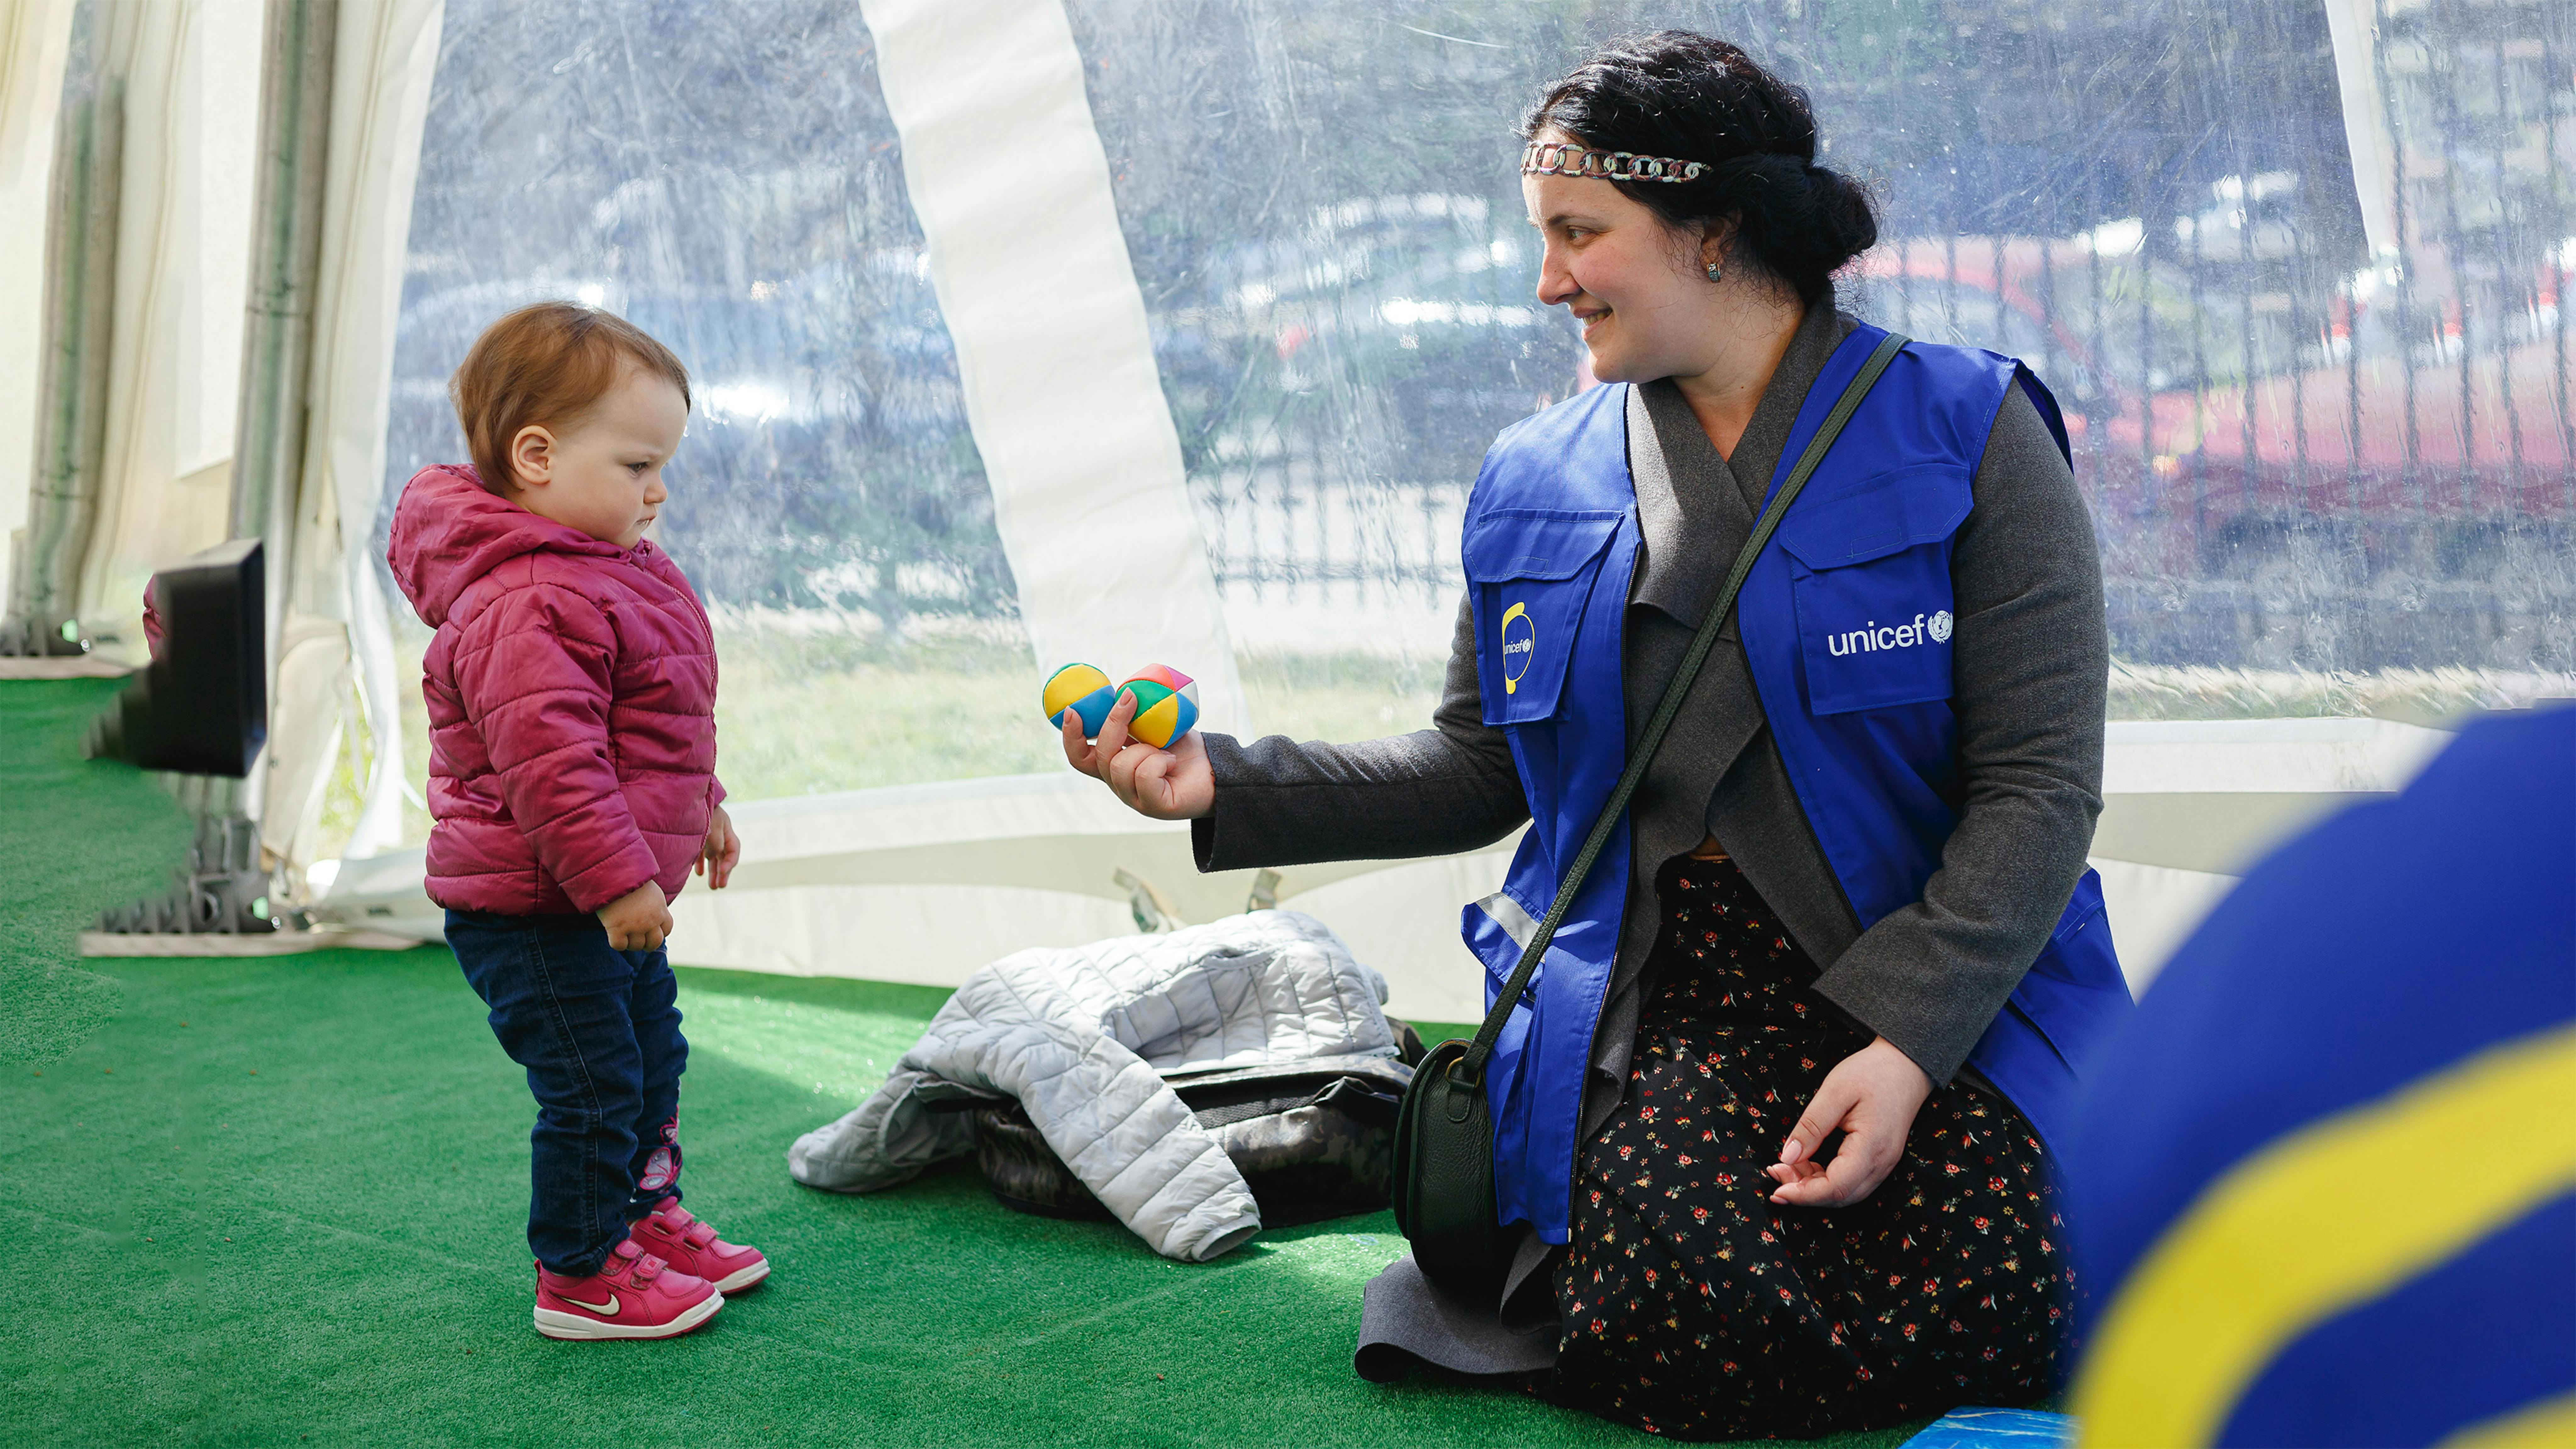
447 908 688 1277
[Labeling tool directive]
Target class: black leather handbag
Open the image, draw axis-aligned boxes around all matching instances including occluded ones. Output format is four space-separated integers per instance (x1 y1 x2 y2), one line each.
1389 334 1911 1307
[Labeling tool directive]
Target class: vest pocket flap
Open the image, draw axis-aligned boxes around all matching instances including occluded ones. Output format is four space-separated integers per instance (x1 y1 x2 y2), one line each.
1463 509 1624 582
1776 465 1974 570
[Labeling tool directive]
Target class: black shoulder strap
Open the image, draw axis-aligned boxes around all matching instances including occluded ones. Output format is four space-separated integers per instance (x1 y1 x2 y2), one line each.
1456 330 1911 1084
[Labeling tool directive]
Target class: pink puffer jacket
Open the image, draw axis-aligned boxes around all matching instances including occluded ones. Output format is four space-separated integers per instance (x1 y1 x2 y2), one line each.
387 465 725 916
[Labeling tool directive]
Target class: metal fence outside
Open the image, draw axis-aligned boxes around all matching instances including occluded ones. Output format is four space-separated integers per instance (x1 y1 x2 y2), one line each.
1160 0 2572 674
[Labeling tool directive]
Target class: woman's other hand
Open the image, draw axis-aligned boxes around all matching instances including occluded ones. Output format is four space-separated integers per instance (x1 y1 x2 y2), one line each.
1766 1036 1935 1208
1062 687 1215 820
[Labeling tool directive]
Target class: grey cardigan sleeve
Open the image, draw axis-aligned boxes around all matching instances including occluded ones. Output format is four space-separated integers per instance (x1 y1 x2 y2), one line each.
1191 596 1530 872
1807 386 2109 1085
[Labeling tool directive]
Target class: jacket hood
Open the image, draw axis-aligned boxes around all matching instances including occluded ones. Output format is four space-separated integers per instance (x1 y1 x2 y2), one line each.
387 464 626 627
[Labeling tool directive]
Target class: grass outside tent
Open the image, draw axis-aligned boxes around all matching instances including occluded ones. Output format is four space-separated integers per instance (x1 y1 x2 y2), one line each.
317 619 1462 854
314 610 2576 860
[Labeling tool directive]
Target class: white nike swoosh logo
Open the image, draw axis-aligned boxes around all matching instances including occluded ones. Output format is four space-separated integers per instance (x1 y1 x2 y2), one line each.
565 1292 619 1315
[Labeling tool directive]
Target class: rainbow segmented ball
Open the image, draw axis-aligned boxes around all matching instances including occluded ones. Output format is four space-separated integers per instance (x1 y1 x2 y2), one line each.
1042 662 1118 738
1042 662 1201 748
1118 665 1200 749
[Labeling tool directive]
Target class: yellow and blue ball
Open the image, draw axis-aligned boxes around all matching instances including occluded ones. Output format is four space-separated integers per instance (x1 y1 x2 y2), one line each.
1118 664 1199 749
1042 662 1118 738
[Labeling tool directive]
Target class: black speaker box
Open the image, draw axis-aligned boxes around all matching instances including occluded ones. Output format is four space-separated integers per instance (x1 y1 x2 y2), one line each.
89 538 267 777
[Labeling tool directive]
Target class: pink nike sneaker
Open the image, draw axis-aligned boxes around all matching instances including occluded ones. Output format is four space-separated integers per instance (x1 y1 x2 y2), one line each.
627 1196 770 1294
532 1240 723 1340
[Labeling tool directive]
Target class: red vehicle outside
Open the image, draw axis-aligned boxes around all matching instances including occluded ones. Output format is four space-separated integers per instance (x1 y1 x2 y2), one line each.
1854 235 2570 510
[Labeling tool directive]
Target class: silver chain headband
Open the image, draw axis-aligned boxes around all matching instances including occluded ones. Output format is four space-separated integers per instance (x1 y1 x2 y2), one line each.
1520 141 1707 183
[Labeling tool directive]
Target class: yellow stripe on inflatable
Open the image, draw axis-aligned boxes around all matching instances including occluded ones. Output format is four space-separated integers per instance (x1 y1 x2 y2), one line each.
2074 1023 2576 1448
2438 1390 2576 1448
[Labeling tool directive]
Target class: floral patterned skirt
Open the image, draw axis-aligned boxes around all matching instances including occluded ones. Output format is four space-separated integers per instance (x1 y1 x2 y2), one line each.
1537 853 2076 1441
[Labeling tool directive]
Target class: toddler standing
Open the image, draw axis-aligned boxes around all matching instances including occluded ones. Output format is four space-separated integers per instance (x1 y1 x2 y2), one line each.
387 302 767 1340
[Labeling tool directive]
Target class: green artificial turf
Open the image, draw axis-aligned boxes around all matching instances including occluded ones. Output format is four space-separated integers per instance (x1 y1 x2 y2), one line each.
0 678 192 1065
1 679 1934 1447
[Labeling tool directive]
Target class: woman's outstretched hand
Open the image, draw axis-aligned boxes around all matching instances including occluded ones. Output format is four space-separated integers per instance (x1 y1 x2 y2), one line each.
1062 687 1215 820
1766 1036 1935 1208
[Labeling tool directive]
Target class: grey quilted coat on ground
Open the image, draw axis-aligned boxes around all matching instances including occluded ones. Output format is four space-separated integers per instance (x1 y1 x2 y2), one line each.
786 910 1402 1262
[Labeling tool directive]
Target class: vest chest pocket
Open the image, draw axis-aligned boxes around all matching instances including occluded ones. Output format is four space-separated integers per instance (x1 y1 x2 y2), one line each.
1777 464 1974 717
1462 508 1626 727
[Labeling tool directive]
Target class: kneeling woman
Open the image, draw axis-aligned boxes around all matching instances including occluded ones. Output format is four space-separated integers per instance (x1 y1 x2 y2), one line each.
1066 31 2130 1442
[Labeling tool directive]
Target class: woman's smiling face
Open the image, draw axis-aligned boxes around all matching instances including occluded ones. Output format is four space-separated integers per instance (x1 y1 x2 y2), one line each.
1523 130 1727 384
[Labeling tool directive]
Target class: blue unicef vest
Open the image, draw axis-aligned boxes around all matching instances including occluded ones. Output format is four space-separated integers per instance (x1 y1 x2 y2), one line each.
1458 323 2134 1243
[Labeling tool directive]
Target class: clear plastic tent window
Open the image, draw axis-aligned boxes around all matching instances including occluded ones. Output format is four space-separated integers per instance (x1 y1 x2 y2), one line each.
380 2 1022 835
370 0 2572 844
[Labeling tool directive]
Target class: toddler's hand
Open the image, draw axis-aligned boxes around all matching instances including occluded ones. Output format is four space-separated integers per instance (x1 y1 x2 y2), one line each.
598 880 674 951
697 804 741 890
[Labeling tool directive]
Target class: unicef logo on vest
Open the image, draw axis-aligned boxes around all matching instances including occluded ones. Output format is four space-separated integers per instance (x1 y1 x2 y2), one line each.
1826 610 1952 658
1501 602 1535 694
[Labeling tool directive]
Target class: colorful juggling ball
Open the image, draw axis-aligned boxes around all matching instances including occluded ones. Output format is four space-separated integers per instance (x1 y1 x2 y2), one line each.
1042 662 1118 737
1119 665 1200 749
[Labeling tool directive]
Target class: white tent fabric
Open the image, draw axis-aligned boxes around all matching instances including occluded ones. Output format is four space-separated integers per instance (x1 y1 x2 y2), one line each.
11 0 2552 1019
68 0 263 651
256 0 443 869
0 0 75 613
2322 0 2398 258
857 0 1247 733
0 0 439 874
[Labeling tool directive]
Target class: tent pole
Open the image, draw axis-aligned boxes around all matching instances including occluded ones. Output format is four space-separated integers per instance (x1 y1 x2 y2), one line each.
3 61 118 658
230 0 335 691
230 0 336 827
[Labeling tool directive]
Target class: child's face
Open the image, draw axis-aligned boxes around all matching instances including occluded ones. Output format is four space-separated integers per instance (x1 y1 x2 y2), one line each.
505 366 689 548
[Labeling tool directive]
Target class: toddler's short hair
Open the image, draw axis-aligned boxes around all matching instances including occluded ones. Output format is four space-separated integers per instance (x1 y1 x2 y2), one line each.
449 302 691 496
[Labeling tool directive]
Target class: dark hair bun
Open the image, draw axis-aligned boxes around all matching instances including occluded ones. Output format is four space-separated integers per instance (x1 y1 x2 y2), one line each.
1524 31 1876 305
